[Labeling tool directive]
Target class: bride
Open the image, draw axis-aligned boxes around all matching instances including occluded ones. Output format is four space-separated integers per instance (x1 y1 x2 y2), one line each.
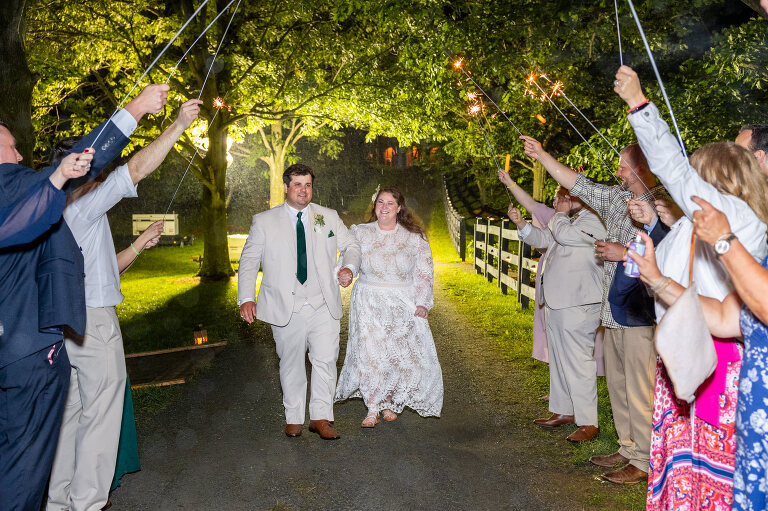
335 187 443 427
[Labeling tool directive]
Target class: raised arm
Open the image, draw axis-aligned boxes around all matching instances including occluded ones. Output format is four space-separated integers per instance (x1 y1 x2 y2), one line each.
117 220 164 274
691 196 768 324
519 135 578 190
128 99 201 185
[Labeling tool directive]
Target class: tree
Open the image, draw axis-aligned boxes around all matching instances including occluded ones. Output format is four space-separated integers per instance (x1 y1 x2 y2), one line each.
0 0 36 163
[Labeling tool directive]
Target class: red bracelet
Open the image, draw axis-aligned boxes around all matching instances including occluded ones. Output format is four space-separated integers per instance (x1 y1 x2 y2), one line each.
627 98 649 114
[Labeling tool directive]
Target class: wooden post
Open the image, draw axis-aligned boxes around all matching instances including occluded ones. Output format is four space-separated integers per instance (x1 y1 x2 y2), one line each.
484 218 491 283
500 219 509 295
516 236 524 304
520 241 532 308
474 219 482 275
459 218 466 262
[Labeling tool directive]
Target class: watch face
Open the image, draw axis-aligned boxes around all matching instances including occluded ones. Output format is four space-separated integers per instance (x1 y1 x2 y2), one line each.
715 239 729 254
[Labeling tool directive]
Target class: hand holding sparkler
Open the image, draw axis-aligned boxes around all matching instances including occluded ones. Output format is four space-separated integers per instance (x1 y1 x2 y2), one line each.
507 204 526 229
628 198 657 226
497 169 514 187
174 99 204 130
655 199 684 227
519 135 544 160
614 66 647 110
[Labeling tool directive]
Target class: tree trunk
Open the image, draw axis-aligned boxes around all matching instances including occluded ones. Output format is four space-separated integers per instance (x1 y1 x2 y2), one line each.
267 122 286 209
0 0 36 163
198 113 234 280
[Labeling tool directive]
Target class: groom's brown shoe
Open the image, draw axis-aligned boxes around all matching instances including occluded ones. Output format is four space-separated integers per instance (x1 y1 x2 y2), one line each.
309 419 340 440
285 424 302 437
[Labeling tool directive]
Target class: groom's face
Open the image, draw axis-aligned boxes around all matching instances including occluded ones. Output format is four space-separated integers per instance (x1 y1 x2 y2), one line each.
284 174 313 209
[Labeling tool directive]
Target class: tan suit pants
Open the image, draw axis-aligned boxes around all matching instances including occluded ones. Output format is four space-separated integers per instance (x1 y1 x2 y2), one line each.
271 303 340 424
545 304 601 426
47 307 126 511
603 326 656 472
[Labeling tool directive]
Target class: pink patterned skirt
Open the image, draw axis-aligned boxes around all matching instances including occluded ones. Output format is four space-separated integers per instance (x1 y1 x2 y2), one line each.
646 348 741 511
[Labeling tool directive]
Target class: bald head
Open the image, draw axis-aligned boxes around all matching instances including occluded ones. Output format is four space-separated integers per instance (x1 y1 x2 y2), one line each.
0 124 23 165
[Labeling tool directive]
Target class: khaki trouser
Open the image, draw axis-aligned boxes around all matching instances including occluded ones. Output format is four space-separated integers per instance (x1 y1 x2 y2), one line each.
545 304 601 426
603 326 656 472
271 303 340 425
48 307 126 511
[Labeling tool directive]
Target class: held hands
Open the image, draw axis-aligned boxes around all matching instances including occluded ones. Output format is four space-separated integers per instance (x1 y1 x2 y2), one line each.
594 240 625 262
175 99 203 130
337 267 353 287
628 199 657 226
519 135 544 160
691 196 732 246
125 84 171 121
415 306 429 318
655 199 684 227
614 66 646 110
136 220 164 251
623 231 664 287
240 301 257 323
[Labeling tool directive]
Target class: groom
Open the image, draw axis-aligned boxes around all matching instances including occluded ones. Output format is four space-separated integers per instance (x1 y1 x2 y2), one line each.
238 163 360 440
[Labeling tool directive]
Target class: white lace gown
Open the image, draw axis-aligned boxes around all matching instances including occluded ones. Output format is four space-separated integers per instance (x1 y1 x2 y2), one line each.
334 222 444 417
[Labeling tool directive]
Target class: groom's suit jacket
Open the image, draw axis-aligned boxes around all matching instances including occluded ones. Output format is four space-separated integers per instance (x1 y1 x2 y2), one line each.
237 202 361 327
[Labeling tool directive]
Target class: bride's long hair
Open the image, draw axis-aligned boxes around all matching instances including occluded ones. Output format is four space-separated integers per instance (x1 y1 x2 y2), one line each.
368 187 426 239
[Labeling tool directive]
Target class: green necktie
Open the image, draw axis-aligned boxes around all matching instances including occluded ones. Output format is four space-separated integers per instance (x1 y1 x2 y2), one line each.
296 211 307 284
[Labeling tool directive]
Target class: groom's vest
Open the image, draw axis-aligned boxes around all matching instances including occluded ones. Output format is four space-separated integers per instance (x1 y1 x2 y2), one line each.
292 228 324 312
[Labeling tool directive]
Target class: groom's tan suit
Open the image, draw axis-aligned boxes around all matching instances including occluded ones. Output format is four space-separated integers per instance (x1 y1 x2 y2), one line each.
237 202 360 424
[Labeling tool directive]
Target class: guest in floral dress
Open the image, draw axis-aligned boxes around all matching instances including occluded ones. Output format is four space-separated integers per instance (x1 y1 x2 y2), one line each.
335 187 443 427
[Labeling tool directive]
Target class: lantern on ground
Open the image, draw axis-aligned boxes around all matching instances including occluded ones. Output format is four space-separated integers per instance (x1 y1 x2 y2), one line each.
194 324 208 345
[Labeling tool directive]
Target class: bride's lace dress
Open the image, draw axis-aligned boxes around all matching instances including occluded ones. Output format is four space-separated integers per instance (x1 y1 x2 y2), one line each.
335 222 443 417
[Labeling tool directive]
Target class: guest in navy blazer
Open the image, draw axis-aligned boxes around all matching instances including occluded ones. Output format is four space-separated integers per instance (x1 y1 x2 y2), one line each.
0 84 169 511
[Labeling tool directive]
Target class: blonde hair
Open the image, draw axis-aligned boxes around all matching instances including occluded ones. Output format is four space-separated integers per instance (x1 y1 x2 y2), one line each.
690 142 768 226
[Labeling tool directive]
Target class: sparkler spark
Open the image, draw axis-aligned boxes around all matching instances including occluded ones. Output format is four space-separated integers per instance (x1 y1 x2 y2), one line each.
213 97 225 109
526 73 536 85
551 81 564 97
453 57 464 69
468 104 482 115
466 91 478 101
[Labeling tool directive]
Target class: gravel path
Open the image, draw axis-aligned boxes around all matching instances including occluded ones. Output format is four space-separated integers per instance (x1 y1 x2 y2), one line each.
110 266 617 510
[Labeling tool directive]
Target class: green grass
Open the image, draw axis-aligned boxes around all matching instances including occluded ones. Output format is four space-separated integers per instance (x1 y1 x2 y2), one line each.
117 242 243 354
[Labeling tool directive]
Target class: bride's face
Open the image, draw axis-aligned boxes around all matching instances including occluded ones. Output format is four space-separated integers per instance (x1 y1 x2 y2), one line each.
375 192 400 223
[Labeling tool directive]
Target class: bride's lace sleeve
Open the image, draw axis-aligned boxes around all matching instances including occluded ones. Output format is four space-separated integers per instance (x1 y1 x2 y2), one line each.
414 234 434 310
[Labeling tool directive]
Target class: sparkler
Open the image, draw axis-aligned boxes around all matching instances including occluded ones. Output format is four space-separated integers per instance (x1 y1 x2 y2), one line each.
626 0 687 158
90 0 212 149
164 0 242 218
527 74 616 177
530 63 656 199
614 0 624 66
450 55 524 137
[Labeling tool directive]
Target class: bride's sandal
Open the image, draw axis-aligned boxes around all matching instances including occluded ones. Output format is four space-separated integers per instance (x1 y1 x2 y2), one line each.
381 409 398 422
361 413 380 428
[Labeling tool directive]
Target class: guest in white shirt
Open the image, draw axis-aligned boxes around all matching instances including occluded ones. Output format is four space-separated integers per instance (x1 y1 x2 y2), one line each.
46 98 201 511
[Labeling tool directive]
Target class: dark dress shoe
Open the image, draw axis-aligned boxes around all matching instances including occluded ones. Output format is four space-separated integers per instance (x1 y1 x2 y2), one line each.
533 413 575 429
601 464 648 485
100 501 112 511
589 451 629 468
566 425 599 442
285 424 302 437
308 419 340 440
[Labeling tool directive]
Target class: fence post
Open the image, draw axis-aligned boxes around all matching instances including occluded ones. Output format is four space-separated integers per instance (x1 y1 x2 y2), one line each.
484 218 491 283
499 219 509 295
474 219 482 275
516 236 524 305
459 217 466 262
520 241 532 309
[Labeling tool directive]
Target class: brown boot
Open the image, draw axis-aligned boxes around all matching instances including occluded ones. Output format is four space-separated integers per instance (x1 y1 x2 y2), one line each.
285 424 302 437
308 419 340 440
566 425 599 442
589 451 629 467
602 464 648 485
533 414 575 429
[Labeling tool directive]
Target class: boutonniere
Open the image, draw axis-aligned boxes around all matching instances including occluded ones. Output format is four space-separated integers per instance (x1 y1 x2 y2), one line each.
328 230 335 238
313 214 325 233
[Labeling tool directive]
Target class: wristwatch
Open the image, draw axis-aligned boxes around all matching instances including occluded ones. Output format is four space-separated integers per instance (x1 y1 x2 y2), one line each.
714 232 737 256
